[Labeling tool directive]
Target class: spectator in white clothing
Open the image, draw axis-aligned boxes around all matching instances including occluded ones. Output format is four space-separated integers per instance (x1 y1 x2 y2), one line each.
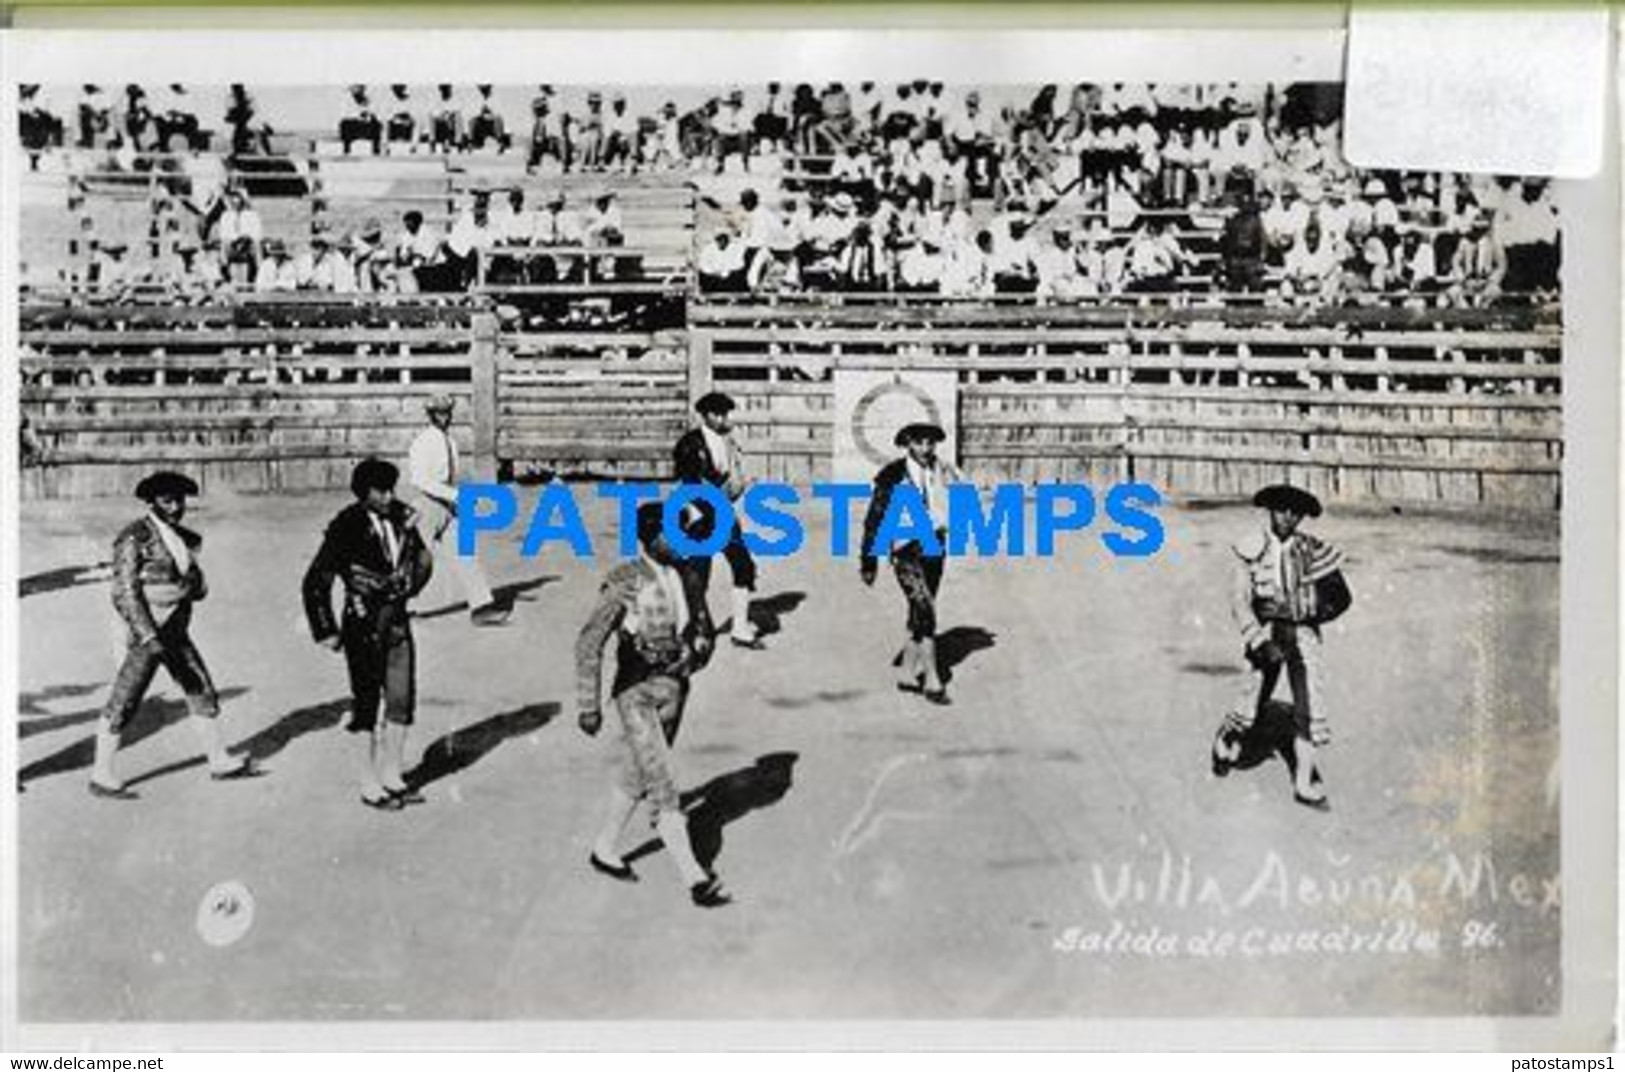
407 395 508 626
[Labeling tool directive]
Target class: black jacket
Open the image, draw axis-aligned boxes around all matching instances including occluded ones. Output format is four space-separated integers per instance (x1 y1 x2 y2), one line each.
302 501 433 646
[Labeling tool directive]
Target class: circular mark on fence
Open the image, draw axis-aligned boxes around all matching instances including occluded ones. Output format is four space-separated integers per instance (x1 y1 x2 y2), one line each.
196 880 255 948
850 380 943 469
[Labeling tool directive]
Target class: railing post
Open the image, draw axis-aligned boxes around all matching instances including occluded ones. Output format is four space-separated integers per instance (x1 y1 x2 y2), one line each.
470 312 499 481
689 327 714 410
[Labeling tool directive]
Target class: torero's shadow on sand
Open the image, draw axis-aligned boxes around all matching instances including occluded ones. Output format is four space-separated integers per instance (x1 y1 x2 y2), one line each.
20 562 110 599
415 575 560 622
122 696 351 789
892 625 997 685
1215 700 1315 785
18 686 251 788
747 591 807 639
625 751 799 871
405 702 560 788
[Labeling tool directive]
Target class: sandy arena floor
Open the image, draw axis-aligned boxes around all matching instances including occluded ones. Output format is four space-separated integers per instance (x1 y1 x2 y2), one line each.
15 487 1560 1021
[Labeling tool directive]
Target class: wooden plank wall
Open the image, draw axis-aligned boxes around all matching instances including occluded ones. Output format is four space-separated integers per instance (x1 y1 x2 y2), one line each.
20 302 479 499
691 302 1563 510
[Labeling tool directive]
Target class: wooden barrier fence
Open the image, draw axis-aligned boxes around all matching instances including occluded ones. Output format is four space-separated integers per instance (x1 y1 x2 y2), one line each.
19 295 1562 510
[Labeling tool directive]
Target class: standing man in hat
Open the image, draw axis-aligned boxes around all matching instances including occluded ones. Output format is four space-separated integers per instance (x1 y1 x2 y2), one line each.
673 391 762 650
406 394 509 626
303 458 435 811
860 422 961 706
1210 483 1351 810
575 501 730 908
91 471 257 798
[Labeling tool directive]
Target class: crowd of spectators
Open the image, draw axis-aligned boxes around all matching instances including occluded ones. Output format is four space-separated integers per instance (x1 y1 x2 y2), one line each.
20 82 1563 308
29 181 653 303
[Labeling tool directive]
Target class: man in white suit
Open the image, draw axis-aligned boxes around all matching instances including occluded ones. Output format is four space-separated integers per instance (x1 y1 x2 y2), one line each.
406 395 509 626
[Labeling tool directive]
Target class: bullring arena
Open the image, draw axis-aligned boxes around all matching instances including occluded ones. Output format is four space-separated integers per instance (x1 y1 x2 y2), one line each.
13 82 1562 1022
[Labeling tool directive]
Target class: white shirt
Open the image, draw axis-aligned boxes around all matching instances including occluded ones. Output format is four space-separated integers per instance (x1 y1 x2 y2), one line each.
904 457 946 530
408 424 460 503
149 511 193 576
369 511 401 567
700 425 738 478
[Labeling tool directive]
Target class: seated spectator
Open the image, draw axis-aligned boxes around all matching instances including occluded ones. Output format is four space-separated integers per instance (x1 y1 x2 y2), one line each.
77 85 112 149
216 187 263 286
528 89 567 172
1350 229 1395 293
19 85 66 165
946 90 997 197
1281 223 1341 301
255 239 299 293
712 89 752 172
1361 176 1402 232
385 84 418 147
340 85 383 155
349 220 389 293
603 93 640 171
940 229 995 298
790 83 822 154
1314 184 1353 256
298 226 357 293
836 220 886 292
814 82 856 153
990 215 1040 293
1124 217 1189 293
1261 185 1308 263
430 85 465 153
896 234 946 294
181 146 229 218
493 188 536 247
879 86 922 150
445 189 499 288
697 231 748 293
225 84 273 157
154 84 203 152
1213 116 1270 177
159 239 224 302
1034 226 1085 299
90 240 133 296
1446 210 1504 302
534 191 585 247
645 101 684 171
582 189 625 247
1219 189 1269 293
121 85 154 152
571 90 607 169
468 85 510 152
830 142 877 203
1395 229 1439 293
395 210 442 271
753 82 791 154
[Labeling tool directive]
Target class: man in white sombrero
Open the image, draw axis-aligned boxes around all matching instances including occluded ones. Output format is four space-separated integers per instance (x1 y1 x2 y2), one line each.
91 471 257 798
1211 482 1352 810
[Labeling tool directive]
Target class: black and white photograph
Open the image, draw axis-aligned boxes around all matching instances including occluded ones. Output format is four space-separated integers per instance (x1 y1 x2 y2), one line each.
0 28 1615 1050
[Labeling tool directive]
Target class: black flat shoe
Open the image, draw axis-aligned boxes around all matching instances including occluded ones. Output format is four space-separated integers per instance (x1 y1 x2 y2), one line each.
88 781 138 801
690 876 733 908
589 853 638 883
1293 791 1331 812
210 761 265 782
923 688 951 707
386 786 426 805
361 793 406 812
895 679 924 695
730 636 766 651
